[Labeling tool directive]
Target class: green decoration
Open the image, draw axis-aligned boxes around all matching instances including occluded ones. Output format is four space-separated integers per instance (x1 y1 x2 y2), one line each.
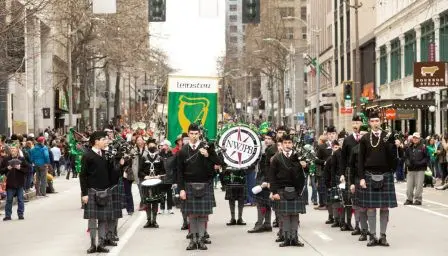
68 128 83 174
259 121 270 134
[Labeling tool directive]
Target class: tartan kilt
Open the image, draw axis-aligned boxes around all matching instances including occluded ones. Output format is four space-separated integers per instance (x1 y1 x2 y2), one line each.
225 183 246 201
84 187 117 220
351 177 361 206
254 188 271 207
357 172 397 209
340 188 352 207
317 175 327 203
210 182 216 208
110 185 123 219
272 189 306 214
183 183 214 215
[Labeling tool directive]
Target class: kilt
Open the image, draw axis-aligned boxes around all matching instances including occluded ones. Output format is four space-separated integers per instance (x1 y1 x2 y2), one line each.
210 182 216 208
117 178 126 209
317 175 327 204
254 188 271 207
225 183 246 201
351 177 361 206
183 182 214 215
84 186 118 220
272 188 306 214
111 185 124 219
357 172 397 209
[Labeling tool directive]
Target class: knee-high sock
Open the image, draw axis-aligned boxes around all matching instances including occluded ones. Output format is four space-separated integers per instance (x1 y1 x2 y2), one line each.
353 206 360 228
264 207 272 225
198 216 208 237
151 203 158 222
237 199 244 219
189 216 199 234
359 208 368 231
98 220 107 244
345 206 352 226
229 200 236 219
256 206 263 225
327 203 333 218
367 209 377 236
282 215 291 237
108 219 118 237
88 219 97 242
379 209 389 235
290 215 299 239
332 203 340 220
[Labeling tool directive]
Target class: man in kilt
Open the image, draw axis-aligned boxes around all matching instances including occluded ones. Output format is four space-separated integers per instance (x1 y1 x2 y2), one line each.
177 124 220 251
349 125 369 241
224 165 248 225
80 131 119 254
270 134 306 247
340 114 364 233
139 138 165 228
248 131 276 233
328 140 344 228
358 110 398 247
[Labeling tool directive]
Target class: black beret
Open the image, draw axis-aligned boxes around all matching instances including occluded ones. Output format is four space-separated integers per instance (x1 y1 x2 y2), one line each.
281 134 293 142
147 138 157 144
265 131 276 138
326 125 336 133
368 110 381 119
276 125 287 132
89 131 107 144
352 113 363 122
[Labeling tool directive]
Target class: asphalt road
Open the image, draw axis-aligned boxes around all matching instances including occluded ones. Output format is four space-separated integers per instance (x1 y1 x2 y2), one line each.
1 178 448 256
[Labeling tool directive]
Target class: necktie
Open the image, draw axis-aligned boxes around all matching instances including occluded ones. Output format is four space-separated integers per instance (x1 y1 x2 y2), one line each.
356 134 359 141
192 145 196 150
287 152 290 158
98 150 102 157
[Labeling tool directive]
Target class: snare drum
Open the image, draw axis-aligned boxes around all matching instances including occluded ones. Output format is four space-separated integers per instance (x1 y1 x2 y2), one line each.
141 178 164 203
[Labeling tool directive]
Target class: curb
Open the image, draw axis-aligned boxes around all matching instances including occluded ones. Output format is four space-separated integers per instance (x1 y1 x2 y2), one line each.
0 191 37 211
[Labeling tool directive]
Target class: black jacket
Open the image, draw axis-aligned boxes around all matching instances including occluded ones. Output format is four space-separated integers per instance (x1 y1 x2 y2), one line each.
314 143 332 177
340 134 359 174
358 131 396 179
0 156 28 189
269 151 306 195
139 153 165 180
328 149 342 188
405 143 429 171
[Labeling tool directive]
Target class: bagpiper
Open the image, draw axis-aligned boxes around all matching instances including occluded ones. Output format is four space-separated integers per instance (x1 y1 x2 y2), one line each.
357 110 398 247
269 134 306 247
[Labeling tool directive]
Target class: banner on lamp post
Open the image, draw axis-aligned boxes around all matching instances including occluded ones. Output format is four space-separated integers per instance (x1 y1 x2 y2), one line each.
167 76 218 145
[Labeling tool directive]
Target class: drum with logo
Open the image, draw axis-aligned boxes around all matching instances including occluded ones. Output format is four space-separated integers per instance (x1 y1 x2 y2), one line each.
141 178 164 203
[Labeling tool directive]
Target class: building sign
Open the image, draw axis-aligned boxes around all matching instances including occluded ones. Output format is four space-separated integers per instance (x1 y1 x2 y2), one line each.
429 43 436 62
42 108 51 119
413 62 447 87
340 107 353 114
396 109 417 120
362 82 375 100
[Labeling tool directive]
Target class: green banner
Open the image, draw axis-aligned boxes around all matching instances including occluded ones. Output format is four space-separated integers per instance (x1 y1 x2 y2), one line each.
167 76 219 145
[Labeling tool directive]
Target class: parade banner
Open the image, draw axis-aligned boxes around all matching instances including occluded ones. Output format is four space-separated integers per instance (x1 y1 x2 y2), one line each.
167 76 218 144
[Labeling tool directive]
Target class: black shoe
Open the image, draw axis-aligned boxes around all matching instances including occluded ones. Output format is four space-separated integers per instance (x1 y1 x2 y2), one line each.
204 232 210 239
262 224 273 232
186 233 193 239
290 238 305 247
96 245 110 253
197 240 208 250
3 217 11 221
359 231 368 241
226 219 237 226
413 200 422 206
86 245 96 254
186 239 197 250
111 235 119 242
313 201 318 206
378 234 390 246
341 224 354 231
143 221 152 228
248 225 264 233
275 235 285 242
237 218 246 225
181 222 189 230
331 221 340 228
152 222 159 228
367 235 378 247
325 218 334 224
105 240 117 246
351 227 361 236
279 238 291 247
201 237 212 244
18 216 24 220
273 220 279 228
404 200 413 205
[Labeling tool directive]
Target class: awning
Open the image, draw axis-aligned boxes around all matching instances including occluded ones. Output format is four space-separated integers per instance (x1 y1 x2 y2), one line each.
365 99 435 110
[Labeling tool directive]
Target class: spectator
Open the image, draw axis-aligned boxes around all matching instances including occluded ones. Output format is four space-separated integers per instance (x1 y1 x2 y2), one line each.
404 132 429 206
30 136 51 197
50 141 62 176
1 145 29 221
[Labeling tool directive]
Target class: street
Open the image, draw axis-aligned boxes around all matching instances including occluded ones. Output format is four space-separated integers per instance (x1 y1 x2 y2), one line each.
1 178 448 256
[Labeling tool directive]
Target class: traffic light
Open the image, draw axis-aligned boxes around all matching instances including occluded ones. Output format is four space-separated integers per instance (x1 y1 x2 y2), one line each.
242 0 260 24
343 81 353 100
149 0 166 22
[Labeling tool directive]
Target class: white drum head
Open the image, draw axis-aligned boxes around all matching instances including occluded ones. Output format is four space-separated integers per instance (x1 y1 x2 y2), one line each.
142 179 162 186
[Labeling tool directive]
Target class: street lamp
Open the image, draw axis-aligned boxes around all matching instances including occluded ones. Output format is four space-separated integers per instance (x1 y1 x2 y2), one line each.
263 38 290 52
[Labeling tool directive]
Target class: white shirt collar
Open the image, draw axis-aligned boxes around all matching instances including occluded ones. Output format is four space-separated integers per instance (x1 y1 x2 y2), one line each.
92 146 101 154
190 141 200 149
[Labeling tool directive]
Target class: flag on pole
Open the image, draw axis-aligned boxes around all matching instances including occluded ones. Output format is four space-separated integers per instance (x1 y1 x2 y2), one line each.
92 0 116 14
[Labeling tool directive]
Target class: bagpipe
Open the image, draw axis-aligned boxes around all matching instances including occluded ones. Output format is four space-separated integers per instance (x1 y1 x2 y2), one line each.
292 129 318 165
104 137 138 161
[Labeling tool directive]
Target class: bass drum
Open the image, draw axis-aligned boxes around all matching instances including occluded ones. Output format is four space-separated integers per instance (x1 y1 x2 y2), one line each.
217 124 262 169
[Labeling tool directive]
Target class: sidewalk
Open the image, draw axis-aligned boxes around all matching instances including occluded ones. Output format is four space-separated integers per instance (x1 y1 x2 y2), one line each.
0 190 37 212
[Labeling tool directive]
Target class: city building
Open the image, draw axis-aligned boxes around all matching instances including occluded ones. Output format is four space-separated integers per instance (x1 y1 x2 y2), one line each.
374 0 448 136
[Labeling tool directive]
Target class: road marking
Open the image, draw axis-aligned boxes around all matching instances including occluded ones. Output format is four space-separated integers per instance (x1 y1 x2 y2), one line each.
396 192 448 208
397 200 448 219
108 212 146 256
313 231 332 241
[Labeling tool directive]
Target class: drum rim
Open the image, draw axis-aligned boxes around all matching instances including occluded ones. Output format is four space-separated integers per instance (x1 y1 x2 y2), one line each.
141 178 162 186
